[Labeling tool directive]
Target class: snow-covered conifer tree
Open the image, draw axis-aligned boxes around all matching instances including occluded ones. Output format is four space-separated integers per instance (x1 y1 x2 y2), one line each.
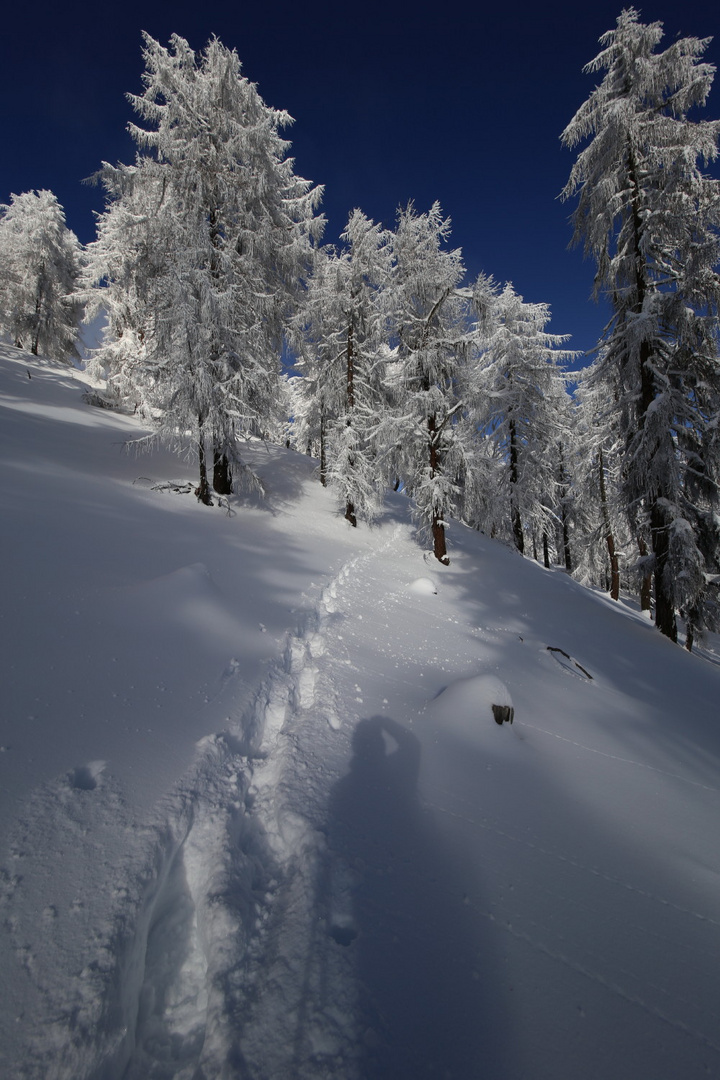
561 8 720 641
385 203 482 564
82 162 167 414
86 33 323 502
328 211 395 526
0 190 83 362
471 283 576 557
292 212 394 523
569 375 628 598
288 245 345 475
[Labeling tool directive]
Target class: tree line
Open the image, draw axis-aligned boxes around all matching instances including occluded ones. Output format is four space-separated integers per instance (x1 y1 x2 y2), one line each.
1 8 718 647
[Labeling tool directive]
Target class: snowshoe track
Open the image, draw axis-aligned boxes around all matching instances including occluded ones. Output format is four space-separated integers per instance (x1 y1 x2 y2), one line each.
123 549 374 1079
1 534 403 1080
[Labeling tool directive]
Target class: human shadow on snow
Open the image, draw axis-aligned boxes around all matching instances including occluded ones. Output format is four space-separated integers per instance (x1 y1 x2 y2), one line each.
321 715 514 1080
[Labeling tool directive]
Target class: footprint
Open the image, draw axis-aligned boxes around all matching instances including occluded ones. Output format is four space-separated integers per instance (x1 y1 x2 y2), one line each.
286 639 307 675
307 632 326 659
67 761 106 791
326 710 341 731
330 921 358 947
296 666 317 709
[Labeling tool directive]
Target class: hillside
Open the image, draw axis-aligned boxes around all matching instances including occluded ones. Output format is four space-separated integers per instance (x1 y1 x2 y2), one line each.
1 343 719 1079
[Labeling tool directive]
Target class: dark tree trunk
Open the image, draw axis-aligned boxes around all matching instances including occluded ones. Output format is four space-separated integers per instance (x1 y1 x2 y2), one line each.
511 505 524 553
651 500 677 641
428 411 449 564
196 438 213 505
606 532 620 601
543 532 551 569
319 412 327 487
213 450 233 495
557 444 572 572
31 282 43 356
562 523 572 572
346 322 355 411
509 418 524 554
598 448 619 601
627 146 677 640
432 513 448 565
206 209 230 502
637 535 652 612
343 321 357 520
605 530 620 602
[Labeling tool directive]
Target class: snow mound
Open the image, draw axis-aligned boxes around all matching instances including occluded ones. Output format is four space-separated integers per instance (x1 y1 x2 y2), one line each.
408 576 437 595
430 673 514 727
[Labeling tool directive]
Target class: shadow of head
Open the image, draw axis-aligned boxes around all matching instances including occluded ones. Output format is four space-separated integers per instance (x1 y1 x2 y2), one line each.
351 716 387 766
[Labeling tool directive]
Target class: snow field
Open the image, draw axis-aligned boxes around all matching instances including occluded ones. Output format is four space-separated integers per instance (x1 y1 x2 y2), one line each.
2 347 720 1078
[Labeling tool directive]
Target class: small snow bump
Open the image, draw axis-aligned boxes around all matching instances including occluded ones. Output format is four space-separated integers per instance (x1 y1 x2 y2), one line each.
408 577 438 595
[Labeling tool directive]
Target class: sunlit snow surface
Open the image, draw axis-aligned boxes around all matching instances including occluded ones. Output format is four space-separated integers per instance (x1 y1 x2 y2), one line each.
1 343 719 1079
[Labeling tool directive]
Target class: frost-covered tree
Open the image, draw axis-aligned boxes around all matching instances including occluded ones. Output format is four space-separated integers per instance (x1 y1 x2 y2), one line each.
86 33 323 503
288 245 345 476
384 203 485 564
291 211 394 524
328 211 395 526
571 374 629 599
561 7 720 642
472 283 576 557
83 162 166 414
0 190 83 362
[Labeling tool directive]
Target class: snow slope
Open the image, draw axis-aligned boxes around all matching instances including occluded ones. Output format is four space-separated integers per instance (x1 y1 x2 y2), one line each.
1 343 719 1079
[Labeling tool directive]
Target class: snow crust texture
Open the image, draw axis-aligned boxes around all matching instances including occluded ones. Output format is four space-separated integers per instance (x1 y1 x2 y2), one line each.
2 347 720 1079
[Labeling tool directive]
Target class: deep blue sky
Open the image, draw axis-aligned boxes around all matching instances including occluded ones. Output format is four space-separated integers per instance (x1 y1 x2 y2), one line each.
1 0 718 359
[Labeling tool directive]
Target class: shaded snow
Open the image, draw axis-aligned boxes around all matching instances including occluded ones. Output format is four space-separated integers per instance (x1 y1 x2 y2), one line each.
1 344 720 1079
